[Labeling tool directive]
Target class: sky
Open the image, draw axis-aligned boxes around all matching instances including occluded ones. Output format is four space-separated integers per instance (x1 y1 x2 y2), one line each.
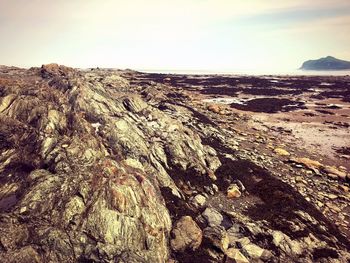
0 0 350 72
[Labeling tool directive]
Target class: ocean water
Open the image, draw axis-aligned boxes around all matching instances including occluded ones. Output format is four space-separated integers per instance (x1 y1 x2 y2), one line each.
139 69 350 76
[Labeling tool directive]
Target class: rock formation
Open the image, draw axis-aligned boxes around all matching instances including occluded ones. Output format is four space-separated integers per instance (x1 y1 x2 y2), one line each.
0 64 349 262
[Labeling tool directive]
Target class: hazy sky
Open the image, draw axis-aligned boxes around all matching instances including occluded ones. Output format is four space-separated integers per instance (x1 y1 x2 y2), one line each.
1 0 350 71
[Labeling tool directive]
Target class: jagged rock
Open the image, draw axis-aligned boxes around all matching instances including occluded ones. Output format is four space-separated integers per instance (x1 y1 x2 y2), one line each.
122 95 148 113
170 216 202 252
227 225 245 247
236 237 251 248
323 165 347 180
203 226 230 252
242 243 268 260
41 63 75 77
225 248 249 263
203 207 224 227
272 231 302 256
191 194 207 208
0 94 16 113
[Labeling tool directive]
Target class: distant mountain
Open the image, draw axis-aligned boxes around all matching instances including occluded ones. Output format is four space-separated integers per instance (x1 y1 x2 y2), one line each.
300 56 350 71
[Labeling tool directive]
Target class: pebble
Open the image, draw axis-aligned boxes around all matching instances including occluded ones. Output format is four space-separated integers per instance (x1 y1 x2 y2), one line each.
202 208 223 227
191 194 207 208
225 248 249 263
227 184 242 199
326 203 341 212
274 148 290 156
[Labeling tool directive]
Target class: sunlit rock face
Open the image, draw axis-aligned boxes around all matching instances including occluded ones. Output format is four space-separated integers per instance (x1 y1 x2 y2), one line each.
0 65 349 262
0 65 220 262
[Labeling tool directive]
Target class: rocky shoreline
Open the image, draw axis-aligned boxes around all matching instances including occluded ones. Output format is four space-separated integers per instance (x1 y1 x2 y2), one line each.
0 64 349 262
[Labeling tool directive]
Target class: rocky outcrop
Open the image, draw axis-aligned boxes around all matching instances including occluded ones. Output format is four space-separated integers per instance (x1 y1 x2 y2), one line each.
0 65 220 262
0 65 349 262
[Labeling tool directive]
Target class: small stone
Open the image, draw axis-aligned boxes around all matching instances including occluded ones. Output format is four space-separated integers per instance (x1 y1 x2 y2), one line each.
323 166 347 180
191 194 206 208
233 180 246 192
204 186 215 195
227 184 241 199
208 104 221 114
170 216 203 252
326 203 341 212
203 226 229 252
339 166 347 171
290 157 322 169
225 248 249 263
274 148 290 156
243 243 265 259
203 207 223 227
317 201 324 208
295 176 303 182
339 185 349 192
326 193 338 200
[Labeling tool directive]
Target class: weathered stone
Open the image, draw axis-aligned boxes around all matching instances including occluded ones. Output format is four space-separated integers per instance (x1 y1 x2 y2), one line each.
207 104 221 113
290 157 322 169
203 226 229 252
170 216 202 252
274 148 290 156
225 248 249 263
123 95 148 113
203 207 223 227
0 94 16 113
242 243 265 259
227 225 244 246
227 184 242 199
323 166 347 180
272 231 302 256
191 194 207 208
41 63 75 77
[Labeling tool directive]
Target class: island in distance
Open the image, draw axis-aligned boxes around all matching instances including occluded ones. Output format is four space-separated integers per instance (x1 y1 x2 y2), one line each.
300 56 350 71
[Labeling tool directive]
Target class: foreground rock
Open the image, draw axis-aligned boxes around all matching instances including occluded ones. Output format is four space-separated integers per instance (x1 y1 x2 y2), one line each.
170 216 202 252
0 65 349 262
0 65 219 262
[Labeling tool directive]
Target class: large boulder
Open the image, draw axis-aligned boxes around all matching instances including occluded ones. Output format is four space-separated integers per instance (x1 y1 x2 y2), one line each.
170 216 202 252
